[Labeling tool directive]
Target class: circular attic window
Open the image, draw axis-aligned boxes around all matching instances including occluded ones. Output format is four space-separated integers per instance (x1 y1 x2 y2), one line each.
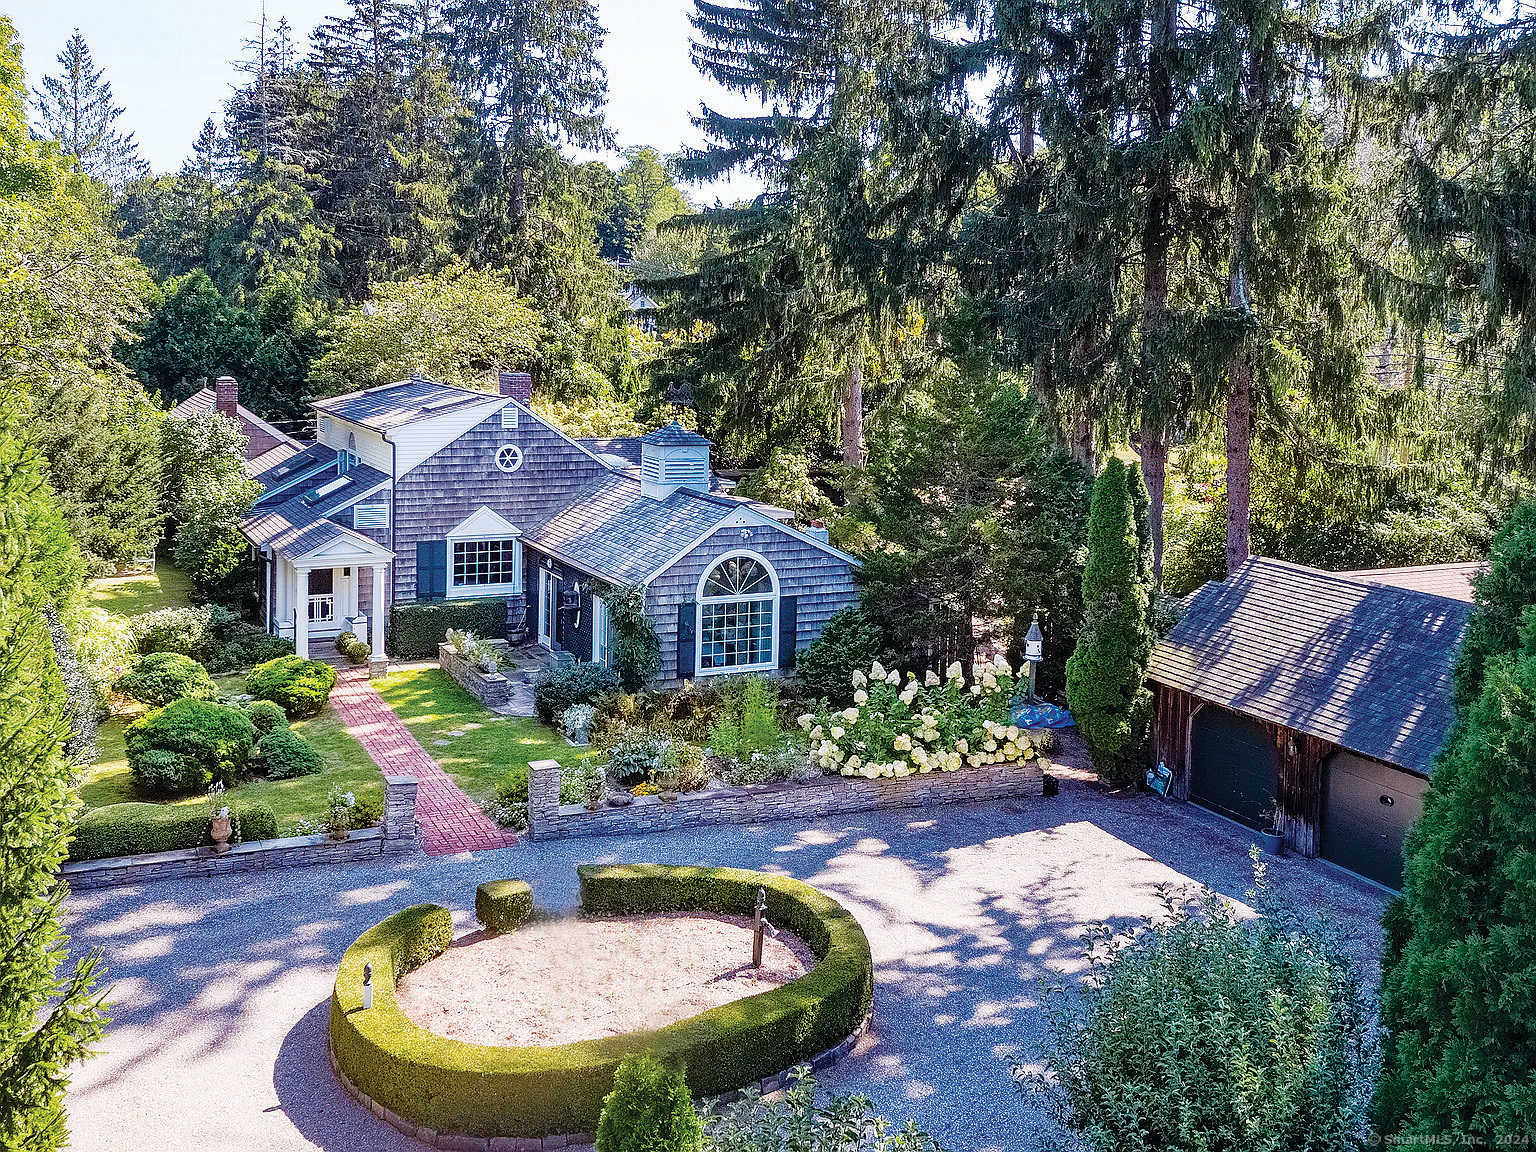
495 444 524 473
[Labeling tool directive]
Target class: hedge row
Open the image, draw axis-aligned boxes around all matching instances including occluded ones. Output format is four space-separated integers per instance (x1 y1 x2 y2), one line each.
476 879 534 932
388 598 508 660
70 800 279 862
329 865 873 1140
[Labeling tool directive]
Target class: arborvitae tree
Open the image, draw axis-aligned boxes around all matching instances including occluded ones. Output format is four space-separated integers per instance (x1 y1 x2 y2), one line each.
594 1053 702 1152
1065 458 1154 785
31 30 146 189
1375 606 1536 1138
444 0 612 249
0 399 107 1150
1451 499 1536 709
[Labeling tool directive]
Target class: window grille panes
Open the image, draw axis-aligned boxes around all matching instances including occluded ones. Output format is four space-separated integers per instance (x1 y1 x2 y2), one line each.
453 539 518 587
700 600 773 669
702 557 772 597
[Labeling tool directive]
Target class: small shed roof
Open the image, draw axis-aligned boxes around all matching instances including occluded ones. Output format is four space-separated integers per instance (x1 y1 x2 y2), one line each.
1148 557 1472 775
641 421 711 447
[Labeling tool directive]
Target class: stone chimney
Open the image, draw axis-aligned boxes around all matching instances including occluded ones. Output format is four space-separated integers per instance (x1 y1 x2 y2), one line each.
498 371 533 404
215 376 239 417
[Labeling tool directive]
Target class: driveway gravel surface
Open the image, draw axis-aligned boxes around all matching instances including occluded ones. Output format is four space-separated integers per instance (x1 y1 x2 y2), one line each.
62 776 1389 1152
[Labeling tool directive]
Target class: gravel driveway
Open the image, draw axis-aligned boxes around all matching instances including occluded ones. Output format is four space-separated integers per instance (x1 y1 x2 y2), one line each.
62 776 1389 1152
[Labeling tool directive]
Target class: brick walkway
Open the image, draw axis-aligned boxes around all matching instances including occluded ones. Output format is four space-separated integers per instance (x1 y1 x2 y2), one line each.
329 670 517 856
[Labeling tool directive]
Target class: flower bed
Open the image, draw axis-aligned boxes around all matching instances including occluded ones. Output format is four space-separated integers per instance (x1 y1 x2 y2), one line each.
805 656 1044 779
436 638 512 709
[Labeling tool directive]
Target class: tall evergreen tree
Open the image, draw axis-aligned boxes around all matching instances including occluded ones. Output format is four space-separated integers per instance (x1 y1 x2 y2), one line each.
444 0 612 251
31 31 146 189
0 395 107 1150
1065 457 1154 786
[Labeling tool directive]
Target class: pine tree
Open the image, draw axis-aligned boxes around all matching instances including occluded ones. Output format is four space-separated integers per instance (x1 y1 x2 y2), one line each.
0 398 107 1150
1065 458 1154 786
444 0 612 246
594 1053 702 1152
1374 606 1536 1138
31 31 146 189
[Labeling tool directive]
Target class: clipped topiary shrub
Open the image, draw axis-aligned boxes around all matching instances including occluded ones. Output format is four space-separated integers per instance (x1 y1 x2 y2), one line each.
389 597 507 660
125 699 256 794
475 878 534 932
534 662 620 725
329 865 873 1142
595 1053 702 1152
334 630 371 666
245 699 288 735
130 605 215 657
247 655 338 719
70 799 278 861
114 651 218 707
257 725 325 779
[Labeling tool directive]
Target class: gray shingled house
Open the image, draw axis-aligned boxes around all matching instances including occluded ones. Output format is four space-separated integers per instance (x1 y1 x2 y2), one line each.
237 372 859 679
1147 557 1471 888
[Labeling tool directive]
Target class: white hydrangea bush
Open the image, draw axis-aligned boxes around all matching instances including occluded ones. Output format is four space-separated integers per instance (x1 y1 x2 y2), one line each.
798 657 1050 780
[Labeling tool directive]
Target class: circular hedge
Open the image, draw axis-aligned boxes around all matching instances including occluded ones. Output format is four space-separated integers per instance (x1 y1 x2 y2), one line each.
329 864 873 1140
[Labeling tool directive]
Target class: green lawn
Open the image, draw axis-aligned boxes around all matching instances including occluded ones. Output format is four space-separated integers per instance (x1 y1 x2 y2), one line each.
372 666 589 802
88 562 195 616
80 676 382 835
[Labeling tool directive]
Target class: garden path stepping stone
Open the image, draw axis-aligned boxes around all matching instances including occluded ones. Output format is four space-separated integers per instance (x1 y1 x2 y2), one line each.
447 730 465 737
433 739 453 746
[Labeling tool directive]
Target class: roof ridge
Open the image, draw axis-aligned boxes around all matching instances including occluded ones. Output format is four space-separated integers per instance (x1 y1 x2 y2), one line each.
1241 555 1470 608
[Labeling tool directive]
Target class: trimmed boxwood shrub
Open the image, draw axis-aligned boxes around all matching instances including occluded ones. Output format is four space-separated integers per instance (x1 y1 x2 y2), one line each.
476 879 534 932
125 699 257 794
130 605 214 657
247 655 338 719
389 597 507 660
245 699 288 735
207 632 295 673
70 799 278 861
114 651 218 707
329 865 873 1141
334 630 371 666
257 725 325 779
534 662 620 725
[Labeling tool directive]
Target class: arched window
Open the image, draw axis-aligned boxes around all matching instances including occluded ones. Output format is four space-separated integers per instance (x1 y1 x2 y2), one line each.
698 553 776 672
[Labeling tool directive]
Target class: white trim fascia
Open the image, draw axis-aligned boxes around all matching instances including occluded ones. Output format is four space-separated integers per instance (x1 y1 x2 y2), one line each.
291 526 395 563
642 505 861 585
446 505 523 539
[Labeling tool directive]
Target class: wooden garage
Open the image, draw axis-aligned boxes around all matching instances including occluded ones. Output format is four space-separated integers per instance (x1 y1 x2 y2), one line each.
1147 558 1471 889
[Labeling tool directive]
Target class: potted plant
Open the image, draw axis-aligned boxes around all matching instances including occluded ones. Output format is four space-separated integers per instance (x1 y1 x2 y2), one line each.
561 703 595 746
1258 798 1285 856
324 786 356 841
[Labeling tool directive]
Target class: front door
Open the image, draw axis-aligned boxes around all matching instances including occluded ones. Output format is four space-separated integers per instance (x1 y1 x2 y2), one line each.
538 568 556 649
307 568 338 634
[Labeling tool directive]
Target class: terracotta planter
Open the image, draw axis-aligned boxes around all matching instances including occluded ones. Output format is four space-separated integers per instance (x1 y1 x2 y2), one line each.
209 814 232 854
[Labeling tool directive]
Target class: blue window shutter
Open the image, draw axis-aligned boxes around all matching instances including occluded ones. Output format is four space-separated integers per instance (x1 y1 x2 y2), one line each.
778 595 798 670
677 601 696 678
417 540 447 600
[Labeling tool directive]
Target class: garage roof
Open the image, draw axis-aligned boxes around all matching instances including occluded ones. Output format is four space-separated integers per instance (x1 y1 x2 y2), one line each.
1148 557 1472 775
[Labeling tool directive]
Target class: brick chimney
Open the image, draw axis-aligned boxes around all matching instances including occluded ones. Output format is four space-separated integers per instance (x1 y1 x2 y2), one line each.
498 371 532 404
215 376 239 417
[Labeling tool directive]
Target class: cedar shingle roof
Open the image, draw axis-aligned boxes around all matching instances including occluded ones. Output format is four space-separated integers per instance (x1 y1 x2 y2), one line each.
170 387 305 467
641 420 711 447
312 377 498 431
1333 562 1483 604
526 474 737 582
243 447 390 559
1148 557 1472 775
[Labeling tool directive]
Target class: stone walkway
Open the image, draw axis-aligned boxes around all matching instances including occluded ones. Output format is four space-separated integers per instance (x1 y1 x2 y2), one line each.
329 671 516 855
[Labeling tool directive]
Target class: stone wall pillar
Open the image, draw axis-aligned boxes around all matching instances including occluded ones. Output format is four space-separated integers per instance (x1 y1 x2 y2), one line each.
527 759 561 840
383 775 419 846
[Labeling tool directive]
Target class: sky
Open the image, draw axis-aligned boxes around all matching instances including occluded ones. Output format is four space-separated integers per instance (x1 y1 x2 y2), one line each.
4 0 761 203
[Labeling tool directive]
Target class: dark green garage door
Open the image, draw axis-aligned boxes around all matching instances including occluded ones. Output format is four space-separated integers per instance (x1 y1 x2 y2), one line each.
1185 712 1284 829
1190 707 1279 829
1322 752 1427 890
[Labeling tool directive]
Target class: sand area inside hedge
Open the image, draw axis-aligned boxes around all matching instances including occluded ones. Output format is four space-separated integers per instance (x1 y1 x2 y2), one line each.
395 912 814 1047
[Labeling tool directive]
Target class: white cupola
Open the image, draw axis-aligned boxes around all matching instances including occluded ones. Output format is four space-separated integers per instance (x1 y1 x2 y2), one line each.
640 420 712 500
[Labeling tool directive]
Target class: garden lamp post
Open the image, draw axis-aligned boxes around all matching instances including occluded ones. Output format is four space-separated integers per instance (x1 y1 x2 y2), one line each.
1023 614 1044 701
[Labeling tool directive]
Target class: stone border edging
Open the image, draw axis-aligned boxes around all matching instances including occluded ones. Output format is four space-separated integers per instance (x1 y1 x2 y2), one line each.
328 1010 872 1152
438 640 514 709
527 757 1046 840
60 776 421 890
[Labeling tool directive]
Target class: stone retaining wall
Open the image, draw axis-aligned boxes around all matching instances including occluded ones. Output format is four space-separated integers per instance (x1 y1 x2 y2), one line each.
60 775 421 890
438 640 513 709
527 757 1045 841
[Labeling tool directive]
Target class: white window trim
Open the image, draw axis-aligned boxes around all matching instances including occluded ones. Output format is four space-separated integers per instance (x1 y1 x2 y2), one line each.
593 595 611 666
447 534 522 598
695 549 778 676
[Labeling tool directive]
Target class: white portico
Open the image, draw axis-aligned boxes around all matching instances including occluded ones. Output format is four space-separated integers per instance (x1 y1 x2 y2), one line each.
268 532 394 660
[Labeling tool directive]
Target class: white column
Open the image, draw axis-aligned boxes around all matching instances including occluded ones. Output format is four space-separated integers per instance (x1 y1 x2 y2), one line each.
371 564 387 659
295 565 310 659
